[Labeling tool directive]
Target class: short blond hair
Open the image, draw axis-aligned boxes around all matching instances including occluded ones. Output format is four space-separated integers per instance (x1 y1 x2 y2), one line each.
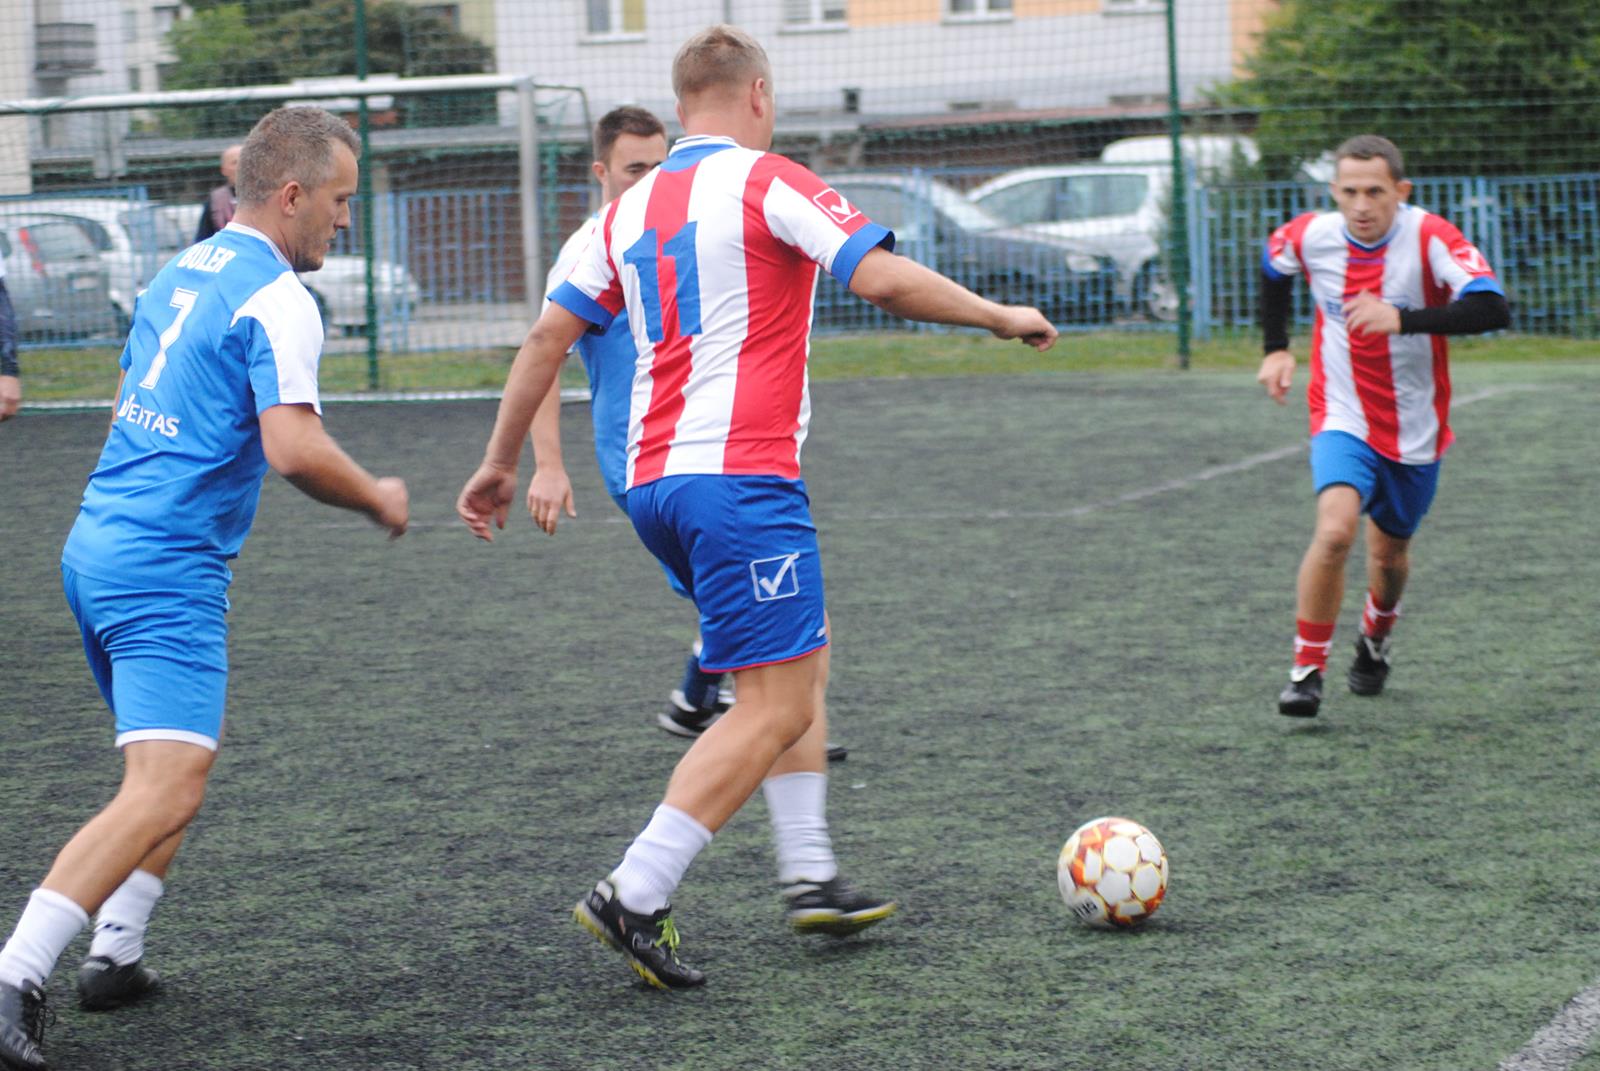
671 24 772 101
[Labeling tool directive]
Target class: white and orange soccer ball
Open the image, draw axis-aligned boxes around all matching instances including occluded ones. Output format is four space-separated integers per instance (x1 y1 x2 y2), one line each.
1057 816 1169 928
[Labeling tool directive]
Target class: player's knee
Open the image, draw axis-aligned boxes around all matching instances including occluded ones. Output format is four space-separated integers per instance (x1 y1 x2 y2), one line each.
765 694 818 749
119 770 209 833
1310 519 1357 560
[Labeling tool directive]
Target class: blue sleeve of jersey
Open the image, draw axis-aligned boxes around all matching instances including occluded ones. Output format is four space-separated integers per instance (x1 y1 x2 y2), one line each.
830 224 895 286
550 281 617 330
1460 276 1505 298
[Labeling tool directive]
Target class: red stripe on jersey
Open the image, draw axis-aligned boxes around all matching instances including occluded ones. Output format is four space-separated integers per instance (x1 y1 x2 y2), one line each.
722 155 817 478
1342 246 1399 458
1419 219 1456 458
1308 305 1327 435
631 167 698 486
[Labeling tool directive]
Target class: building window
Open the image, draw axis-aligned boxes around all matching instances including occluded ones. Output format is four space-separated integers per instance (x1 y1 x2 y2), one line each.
946 0 1013 18
1103 0 1165 12
152 4 181 38
586 0 645 37
417 4 461 29
783 0 847 27
122 8 139 45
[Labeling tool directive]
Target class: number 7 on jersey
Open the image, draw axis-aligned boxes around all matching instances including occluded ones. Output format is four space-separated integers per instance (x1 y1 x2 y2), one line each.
137 288 199 390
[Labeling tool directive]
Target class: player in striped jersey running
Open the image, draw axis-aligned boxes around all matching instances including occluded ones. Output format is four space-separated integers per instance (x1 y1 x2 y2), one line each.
1257 135 1509 718
458 25 1056 988
525 105 846 760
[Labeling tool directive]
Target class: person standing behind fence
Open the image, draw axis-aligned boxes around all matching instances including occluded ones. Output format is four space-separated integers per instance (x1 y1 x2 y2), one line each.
0 254 18 421
457 24 1056 989
1256 134 1509 720
194 143 242 243
0 106 408 1071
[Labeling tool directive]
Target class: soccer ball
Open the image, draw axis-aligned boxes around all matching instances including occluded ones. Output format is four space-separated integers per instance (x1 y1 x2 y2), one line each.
1057 816 1168 928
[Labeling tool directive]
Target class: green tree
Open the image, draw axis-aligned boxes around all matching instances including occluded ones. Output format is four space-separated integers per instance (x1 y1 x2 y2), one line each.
161 1 494 137
1215 0 1600 177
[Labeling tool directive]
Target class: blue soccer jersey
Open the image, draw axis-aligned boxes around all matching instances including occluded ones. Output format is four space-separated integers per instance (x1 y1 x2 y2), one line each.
62 222 324 591
546 214 633 504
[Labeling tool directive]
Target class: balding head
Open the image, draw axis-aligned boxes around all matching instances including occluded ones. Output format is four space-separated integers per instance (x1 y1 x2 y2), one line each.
672 24 772 105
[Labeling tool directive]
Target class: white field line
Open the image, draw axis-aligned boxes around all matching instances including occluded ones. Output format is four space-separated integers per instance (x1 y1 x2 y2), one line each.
1498 986 1600 1071
25 387 593 411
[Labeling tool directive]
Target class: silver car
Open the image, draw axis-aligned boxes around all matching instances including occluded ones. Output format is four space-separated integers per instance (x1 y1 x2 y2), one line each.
0 212 119 342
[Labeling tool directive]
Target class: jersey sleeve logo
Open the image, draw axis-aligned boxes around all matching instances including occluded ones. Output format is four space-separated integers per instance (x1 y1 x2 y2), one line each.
1268 225 1293 259
811 187 860 226
1450 241 1492 274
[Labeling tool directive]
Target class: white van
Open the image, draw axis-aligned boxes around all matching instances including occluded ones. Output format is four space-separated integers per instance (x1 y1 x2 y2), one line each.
1099 134 1261 178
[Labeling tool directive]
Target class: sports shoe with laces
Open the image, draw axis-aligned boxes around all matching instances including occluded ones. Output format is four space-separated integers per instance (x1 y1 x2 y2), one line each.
783 876 899 936
1277 665 1323 718
76 956 160 1011
0 979 51 1071
573 878 706 990
1348 634 1392 696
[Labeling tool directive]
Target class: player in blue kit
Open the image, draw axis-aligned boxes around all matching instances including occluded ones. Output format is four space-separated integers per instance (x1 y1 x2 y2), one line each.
526 106 847 761
0 106 409 1071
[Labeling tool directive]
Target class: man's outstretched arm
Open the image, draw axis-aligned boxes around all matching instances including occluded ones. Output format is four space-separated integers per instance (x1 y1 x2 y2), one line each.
260 403 409 537
847 247 1057 351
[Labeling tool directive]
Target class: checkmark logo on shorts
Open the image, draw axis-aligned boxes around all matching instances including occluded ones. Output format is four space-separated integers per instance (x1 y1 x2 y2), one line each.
750 552 802 602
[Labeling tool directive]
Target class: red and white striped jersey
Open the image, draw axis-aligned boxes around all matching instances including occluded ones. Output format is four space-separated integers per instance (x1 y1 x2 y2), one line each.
1264 203 1501 464
549 134 893 488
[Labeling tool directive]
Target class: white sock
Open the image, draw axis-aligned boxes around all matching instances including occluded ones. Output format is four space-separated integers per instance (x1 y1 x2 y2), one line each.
0 889 90 989
763 772 838 885
88 869 164 967
610 804 713 915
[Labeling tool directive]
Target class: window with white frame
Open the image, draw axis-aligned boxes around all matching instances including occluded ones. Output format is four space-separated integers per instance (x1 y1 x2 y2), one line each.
784 0 848 27
586 0 645 37
1103 0 1165 12
947 0 1013 18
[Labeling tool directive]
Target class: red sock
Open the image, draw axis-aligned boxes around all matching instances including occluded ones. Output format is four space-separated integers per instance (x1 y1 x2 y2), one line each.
1293 619 1336 672
1361 592 1401 639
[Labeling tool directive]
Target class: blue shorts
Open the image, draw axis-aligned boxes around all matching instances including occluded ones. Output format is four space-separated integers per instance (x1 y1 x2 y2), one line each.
62 564 229 750
626 475 829 674
1310 430 1441 539
610 489 691 600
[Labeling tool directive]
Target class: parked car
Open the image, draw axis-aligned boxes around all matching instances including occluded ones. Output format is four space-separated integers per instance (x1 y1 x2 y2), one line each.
816 172 1120 329
966 164 1177 321
0 210 119 342
19 197 420 334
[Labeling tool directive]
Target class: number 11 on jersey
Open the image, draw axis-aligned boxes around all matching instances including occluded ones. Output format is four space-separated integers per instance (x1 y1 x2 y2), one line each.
622 224 701 343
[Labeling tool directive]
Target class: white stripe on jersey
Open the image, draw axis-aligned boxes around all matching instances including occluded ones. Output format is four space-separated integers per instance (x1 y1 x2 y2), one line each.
232 271 324 414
